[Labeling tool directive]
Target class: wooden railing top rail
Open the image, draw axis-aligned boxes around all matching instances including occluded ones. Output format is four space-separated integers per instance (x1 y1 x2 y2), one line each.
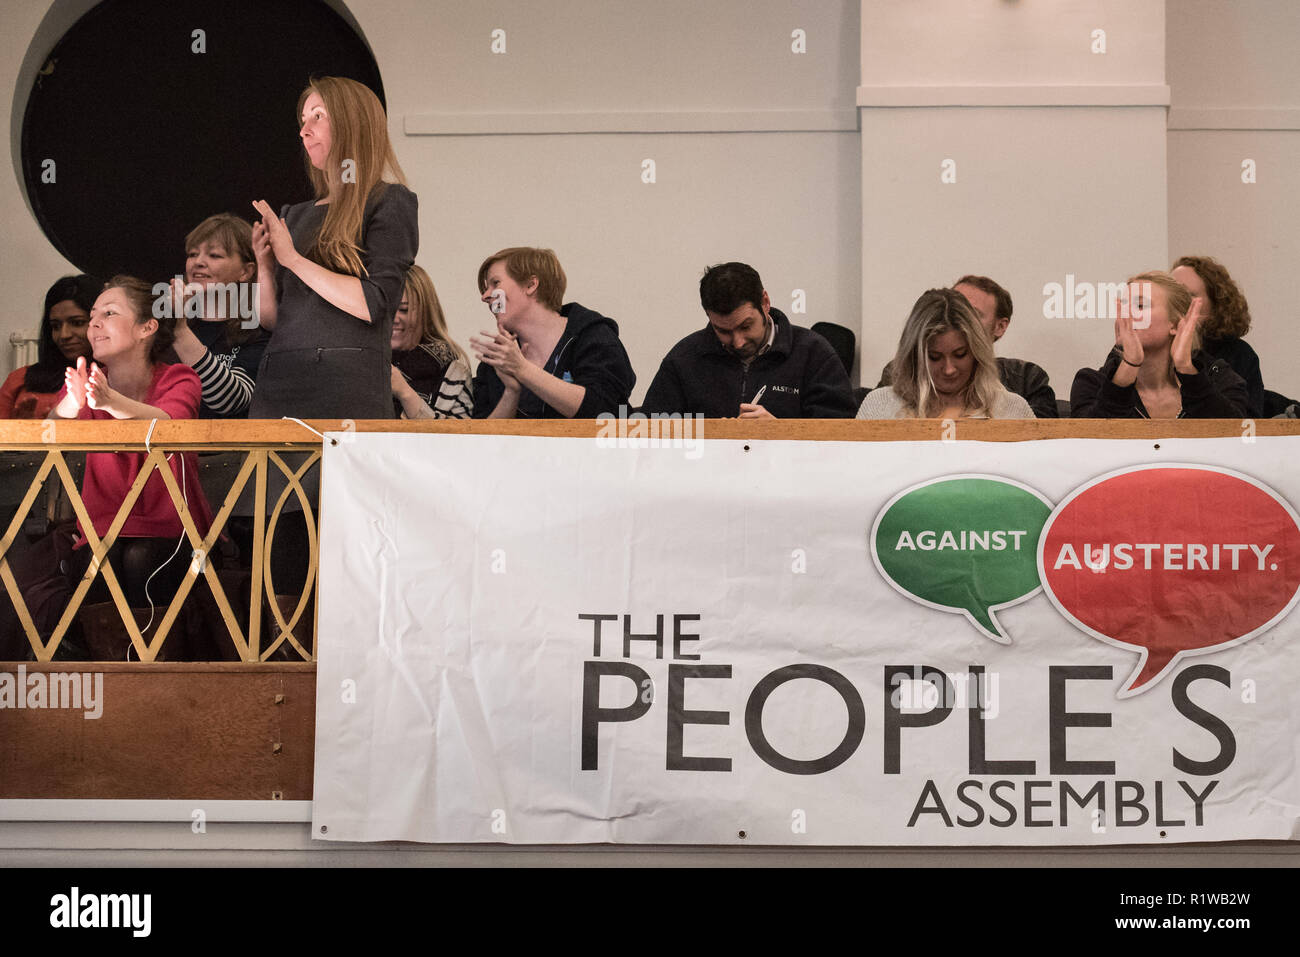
0 417 1296 450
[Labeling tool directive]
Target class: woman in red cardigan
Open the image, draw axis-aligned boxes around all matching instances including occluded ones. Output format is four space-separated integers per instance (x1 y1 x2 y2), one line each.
49 276 214 656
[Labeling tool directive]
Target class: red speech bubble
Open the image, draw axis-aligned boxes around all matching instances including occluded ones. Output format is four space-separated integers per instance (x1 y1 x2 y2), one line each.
1038 464 1300 696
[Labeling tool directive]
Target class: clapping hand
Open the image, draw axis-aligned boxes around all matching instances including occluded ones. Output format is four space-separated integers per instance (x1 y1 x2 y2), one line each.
251 200 295 266
471 323 526 390
64 356 91 411
1170 297 1204 375
84 363 118 412
1113 311 1144 368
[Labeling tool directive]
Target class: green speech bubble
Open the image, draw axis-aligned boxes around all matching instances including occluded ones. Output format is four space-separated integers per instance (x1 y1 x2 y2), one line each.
871 475 1053 642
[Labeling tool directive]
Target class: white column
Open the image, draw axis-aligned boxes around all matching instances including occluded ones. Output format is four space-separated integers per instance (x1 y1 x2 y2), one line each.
858 0 1169 398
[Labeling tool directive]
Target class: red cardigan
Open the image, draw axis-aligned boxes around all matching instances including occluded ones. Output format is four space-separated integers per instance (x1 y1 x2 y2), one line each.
67 363 215 543
0 365 61 419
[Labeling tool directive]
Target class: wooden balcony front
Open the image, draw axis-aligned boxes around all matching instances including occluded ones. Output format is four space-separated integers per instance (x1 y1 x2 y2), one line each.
1 417 1296 804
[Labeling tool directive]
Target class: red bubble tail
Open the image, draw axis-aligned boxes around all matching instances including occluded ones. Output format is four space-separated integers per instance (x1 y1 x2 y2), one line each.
1120 648 1179 697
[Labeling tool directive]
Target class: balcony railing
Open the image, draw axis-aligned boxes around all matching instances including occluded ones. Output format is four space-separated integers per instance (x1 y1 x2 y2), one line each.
0 420 335 663
2 417 1296 665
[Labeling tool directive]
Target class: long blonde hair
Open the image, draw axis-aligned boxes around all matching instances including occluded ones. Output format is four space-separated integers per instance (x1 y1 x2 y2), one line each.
403 265 469 369
298 76 407 277
890 288 1003 417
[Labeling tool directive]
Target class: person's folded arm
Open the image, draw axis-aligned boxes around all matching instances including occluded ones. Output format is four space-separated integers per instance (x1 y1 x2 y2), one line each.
566 327 636 419
431 359 473 419
512 363 586 418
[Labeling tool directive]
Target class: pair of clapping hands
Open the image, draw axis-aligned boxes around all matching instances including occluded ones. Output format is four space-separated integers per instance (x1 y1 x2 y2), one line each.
63 356 118 412
250 199 294 270
1114 297 1204 374
470 321 527 389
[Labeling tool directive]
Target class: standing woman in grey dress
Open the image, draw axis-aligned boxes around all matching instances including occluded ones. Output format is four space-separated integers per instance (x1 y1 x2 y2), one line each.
243 76 416 644
249 75 418 419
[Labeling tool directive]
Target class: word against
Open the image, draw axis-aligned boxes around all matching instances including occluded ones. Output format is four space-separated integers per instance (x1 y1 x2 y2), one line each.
0 666 103 719
49 887 151 937
894 529 1028 552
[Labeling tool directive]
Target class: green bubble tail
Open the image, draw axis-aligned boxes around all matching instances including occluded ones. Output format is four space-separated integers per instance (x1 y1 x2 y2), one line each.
966 605 1013 645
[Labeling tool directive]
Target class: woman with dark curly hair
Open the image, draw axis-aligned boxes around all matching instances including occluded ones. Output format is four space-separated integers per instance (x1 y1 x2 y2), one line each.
1171 255 1263 416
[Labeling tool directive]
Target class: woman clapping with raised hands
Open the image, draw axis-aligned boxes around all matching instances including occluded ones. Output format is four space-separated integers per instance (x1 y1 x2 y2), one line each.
248 76 417 420
1070 271 1247 419
46 277 213 652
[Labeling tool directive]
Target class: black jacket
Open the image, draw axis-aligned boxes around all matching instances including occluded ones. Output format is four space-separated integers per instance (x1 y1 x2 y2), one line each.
995 357 1058 418
471 302 635 418
1070 348 1248 418
640 309 857 418
1200 335 1264 417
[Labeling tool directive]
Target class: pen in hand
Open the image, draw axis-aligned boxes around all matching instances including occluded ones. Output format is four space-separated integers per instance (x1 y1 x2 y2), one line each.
751 385 767 405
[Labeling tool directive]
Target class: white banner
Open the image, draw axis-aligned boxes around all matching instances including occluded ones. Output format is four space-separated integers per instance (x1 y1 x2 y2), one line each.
312 433 1300 845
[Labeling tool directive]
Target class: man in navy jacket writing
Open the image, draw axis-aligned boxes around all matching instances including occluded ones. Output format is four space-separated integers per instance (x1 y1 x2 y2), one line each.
640 262 857 418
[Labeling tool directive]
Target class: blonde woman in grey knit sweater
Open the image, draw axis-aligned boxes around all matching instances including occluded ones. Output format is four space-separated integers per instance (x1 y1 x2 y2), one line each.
857 288 1032 419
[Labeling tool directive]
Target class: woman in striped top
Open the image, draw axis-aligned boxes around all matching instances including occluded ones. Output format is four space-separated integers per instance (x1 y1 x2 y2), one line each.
390 265 473 419
168 214 270 418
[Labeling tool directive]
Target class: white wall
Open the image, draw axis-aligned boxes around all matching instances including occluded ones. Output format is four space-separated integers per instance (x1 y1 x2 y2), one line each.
1167 0 1300 400
861 0 1164 86
859 0 1170 399
3 0 862 406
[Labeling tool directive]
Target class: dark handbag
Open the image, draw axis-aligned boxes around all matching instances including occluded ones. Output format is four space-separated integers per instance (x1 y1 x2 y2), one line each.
0 523 78 660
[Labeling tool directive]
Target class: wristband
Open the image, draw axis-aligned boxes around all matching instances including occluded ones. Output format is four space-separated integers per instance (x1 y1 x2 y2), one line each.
1121 356 1142 368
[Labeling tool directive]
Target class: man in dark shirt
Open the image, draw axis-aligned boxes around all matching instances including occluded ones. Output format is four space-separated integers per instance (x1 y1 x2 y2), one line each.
640 262 857 418
877 275 1059 418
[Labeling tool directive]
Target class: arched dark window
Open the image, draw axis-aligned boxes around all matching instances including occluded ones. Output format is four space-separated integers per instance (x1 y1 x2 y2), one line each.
19 0 385 282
